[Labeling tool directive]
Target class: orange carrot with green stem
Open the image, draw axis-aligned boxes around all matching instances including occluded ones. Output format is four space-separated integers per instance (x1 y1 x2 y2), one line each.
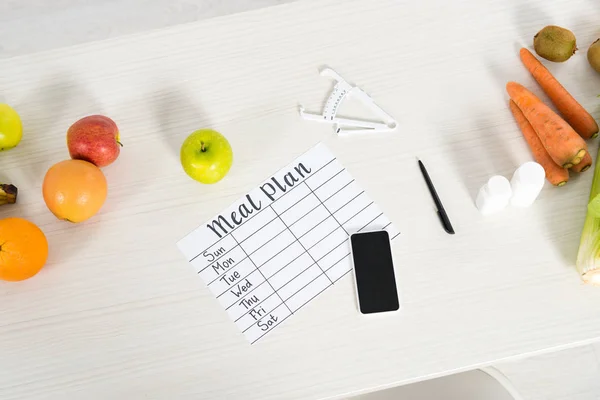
520 48 599 139
572 152 592 173
506 81 587 168
509 100 569 186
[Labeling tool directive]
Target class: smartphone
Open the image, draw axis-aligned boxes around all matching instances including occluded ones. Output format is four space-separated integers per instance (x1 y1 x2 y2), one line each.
350 230 400 314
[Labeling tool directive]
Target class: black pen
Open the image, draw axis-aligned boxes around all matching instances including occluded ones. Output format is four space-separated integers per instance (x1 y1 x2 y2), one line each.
417 159 455 235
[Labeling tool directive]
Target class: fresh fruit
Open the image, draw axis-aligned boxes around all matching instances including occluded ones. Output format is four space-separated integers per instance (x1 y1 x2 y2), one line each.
180 129 233 184
43 159 108 223
0 104 23 151
533 25 577 62
67 115 121 167
0 218 48 281
0 184 18 205
587 39 600 74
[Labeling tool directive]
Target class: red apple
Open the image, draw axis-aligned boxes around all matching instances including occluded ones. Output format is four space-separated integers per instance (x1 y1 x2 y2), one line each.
67 115 121 167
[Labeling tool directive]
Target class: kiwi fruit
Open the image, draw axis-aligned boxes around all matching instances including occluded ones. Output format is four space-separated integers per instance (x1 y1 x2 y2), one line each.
533 25 577 62
588 39 600 73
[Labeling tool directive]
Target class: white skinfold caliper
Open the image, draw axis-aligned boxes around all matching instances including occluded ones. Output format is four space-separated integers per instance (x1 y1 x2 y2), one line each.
300 67 397 136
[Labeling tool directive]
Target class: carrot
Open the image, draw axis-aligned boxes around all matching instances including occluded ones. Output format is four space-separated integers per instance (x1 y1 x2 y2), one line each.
571 152 592 173
509 100 569 186
520 48 599 139
506 81 587 168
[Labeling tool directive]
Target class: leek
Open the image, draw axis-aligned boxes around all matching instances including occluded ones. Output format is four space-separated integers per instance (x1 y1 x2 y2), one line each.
576 146 600 285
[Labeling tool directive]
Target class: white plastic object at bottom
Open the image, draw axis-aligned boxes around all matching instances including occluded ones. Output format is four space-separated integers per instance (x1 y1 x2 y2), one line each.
476 176 512 215
510 162 545 207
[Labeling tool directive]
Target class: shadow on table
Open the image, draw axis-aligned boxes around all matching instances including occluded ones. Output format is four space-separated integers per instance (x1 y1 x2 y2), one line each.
14 72 101 185
512 2 552 41
44 218 101 270
443 113 517 204
148 86 212 161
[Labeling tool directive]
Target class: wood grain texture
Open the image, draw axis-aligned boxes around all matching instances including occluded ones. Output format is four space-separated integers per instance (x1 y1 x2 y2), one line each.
1 0 600 399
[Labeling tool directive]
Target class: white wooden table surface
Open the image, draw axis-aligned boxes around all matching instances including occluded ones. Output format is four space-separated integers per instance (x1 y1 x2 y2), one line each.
1 0 600 399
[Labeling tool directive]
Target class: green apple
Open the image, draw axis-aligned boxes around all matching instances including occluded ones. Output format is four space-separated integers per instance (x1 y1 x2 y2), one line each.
0 104 23 151
180 129 233 184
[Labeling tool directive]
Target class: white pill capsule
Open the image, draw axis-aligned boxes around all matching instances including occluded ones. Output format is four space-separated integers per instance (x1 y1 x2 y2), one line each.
476 176 512 215
510 162 545 207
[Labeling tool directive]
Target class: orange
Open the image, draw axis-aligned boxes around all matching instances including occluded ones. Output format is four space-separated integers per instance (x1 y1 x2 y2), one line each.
43 159 108 223
0 218 49 281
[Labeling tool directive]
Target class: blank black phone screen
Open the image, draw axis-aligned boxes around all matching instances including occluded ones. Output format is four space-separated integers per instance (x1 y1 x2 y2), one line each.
350 231 399 314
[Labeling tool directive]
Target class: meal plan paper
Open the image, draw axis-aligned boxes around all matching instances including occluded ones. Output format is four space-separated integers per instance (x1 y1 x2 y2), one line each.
177 144 399 344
